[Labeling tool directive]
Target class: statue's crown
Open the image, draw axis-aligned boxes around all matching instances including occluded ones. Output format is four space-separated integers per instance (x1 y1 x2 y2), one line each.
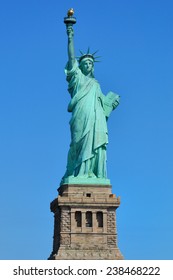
77 48 100 64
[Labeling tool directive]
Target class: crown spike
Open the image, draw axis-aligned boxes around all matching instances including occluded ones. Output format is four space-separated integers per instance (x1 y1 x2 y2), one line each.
78 48 100 64
87 47 90 54
92 50 99 56
79 50 84 55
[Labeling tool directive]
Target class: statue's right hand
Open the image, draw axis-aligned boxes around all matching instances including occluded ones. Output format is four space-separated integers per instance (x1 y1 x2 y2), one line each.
66 26 74 38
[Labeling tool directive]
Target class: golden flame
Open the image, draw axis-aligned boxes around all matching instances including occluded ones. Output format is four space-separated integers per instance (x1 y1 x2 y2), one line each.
67 8 74 17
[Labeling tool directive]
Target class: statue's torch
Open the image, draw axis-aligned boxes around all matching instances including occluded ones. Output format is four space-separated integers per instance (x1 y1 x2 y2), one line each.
64 8 76 27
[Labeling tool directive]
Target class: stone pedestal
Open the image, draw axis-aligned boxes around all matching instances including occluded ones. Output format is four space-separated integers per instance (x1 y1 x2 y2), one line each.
48 184 123 260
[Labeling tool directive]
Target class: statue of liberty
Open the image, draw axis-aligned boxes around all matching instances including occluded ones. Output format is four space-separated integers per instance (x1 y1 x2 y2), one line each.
61 9 120 185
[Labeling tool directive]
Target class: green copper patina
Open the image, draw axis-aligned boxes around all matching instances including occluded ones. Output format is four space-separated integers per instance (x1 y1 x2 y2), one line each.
61 9 120 185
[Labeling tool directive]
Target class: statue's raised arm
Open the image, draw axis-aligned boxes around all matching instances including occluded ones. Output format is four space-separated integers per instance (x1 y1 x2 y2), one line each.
64 9 76 70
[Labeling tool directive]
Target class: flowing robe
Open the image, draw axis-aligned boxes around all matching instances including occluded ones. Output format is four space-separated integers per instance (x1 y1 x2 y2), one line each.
63 60 108 179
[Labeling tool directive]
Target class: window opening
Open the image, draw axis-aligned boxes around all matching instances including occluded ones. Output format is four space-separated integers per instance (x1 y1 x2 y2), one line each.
86 211 92 227
75 211 82 227
96 211 103 227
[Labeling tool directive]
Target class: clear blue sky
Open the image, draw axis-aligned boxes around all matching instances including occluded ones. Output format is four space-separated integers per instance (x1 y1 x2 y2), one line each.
0 0 173 260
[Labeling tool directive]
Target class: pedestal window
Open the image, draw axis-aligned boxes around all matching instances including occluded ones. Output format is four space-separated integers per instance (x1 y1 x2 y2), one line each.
96 211 103 227
86 211 92 227
75 211 82 227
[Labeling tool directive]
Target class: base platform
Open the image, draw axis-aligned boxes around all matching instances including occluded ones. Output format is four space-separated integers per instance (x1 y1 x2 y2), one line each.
48 184 123 260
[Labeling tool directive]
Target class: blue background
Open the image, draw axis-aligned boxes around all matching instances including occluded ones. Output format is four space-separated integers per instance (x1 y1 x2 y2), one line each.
0 0 173 259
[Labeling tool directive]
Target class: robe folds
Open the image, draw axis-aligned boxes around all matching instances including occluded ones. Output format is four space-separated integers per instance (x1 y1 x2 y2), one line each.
63 60 108 178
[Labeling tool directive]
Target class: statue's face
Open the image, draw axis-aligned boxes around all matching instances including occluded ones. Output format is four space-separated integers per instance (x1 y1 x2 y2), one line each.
80 59 93 76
